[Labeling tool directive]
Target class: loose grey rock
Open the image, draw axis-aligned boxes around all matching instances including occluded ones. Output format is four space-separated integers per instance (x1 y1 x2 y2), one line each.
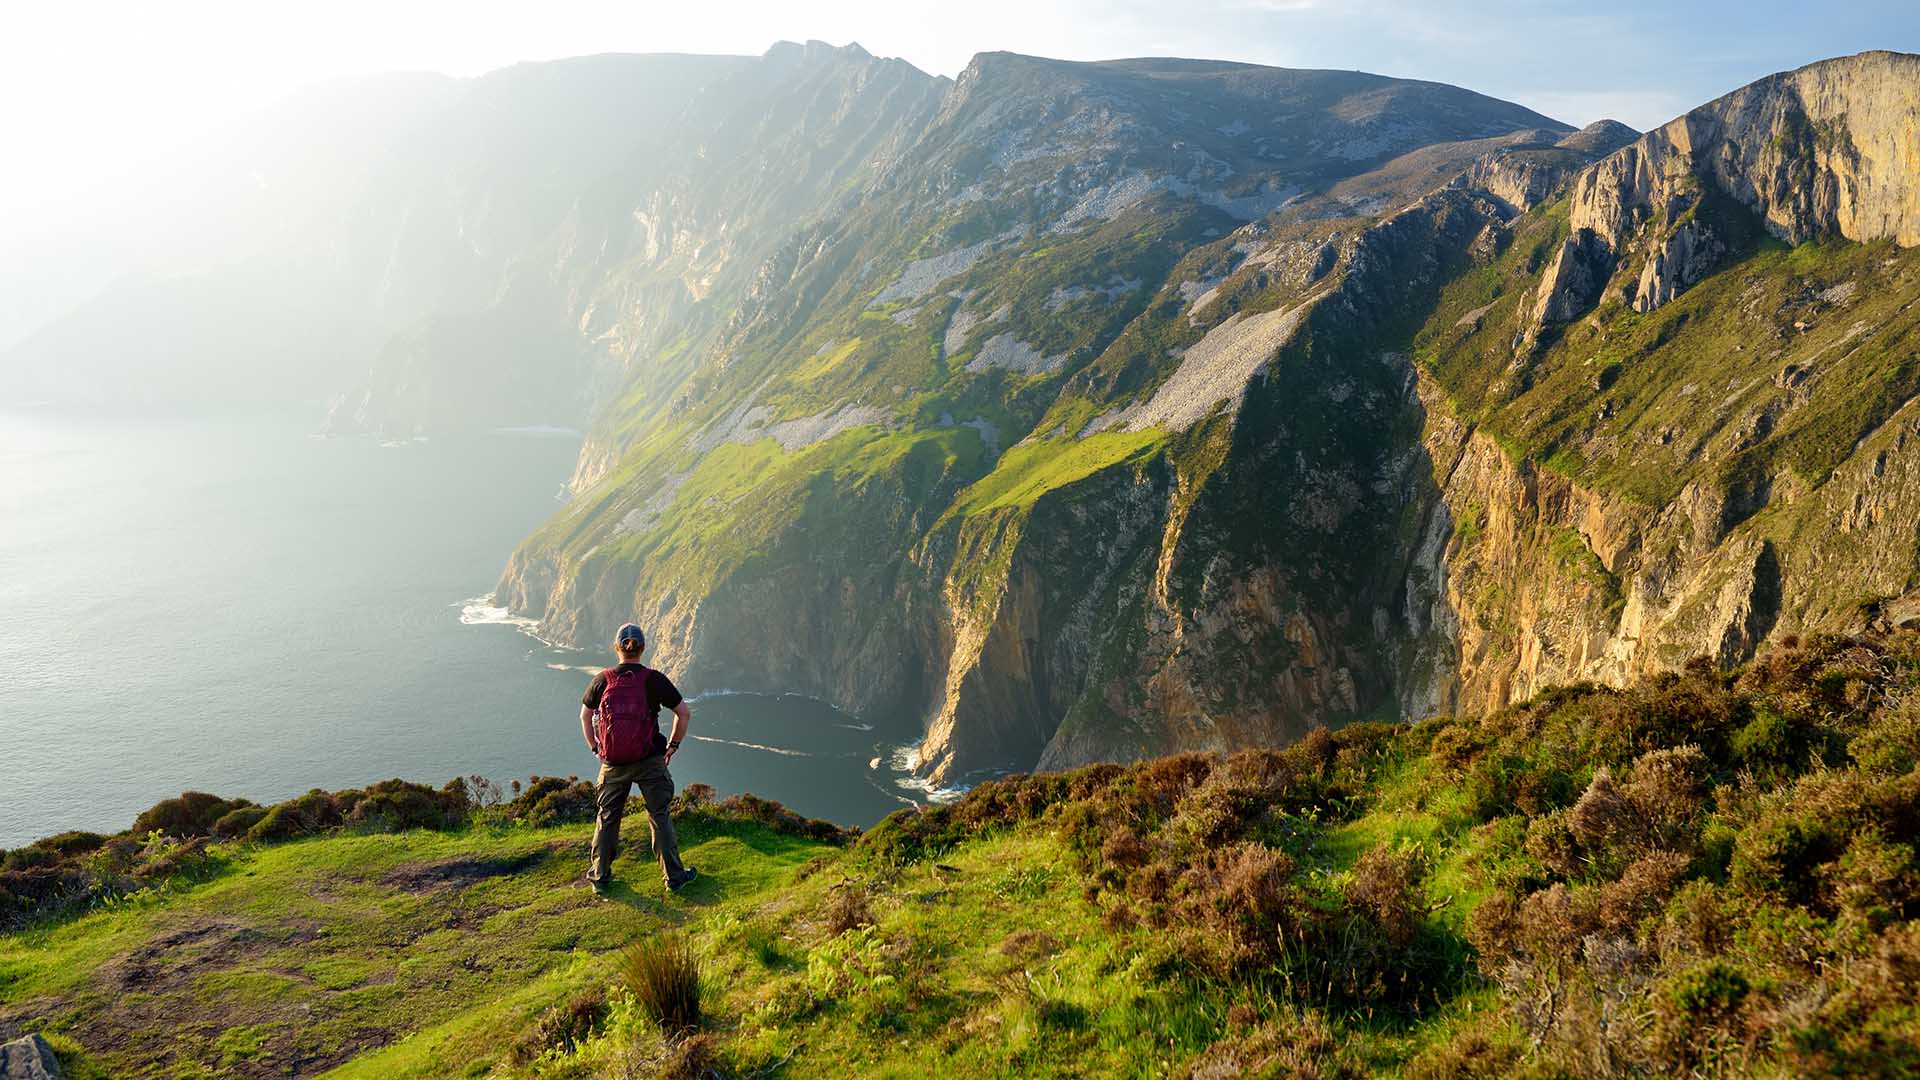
966 333 1066 376
0 1034 62 1080
1087 297 1319 434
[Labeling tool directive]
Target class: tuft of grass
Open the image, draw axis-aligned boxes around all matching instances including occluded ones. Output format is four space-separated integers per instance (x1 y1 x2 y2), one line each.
622 935 702 1033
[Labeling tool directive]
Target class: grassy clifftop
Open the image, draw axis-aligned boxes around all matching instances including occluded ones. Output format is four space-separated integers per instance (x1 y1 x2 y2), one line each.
5 630 1919 1078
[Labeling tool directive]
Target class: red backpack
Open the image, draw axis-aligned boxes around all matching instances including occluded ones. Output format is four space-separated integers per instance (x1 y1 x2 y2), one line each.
595 667 660 764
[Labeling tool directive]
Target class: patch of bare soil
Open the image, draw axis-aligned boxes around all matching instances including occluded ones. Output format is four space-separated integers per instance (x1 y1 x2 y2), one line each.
57 917 345 1078
378 850 549 894
104 918 317 992
0 997 69 1044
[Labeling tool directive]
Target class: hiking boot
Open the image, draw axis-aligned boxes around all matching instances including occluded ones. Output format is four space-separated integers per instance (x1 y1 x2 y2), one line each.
667 866 699 893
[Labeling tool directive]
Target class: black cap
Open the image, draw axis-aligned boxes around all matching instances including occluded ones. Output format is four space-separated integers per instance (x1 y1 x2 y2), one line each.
615 623 645 649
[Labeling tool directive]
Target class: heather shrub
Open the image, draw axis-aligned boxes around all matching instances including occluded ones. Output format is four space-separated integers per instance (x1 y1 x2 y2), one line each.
656 1033 719 1080
1652 961 1754 1072
1852 692 1920 775
210 805 269 839
701 793 852 843
1733 704 1817 779
132 792 252 838
1567 767 1641 868
1822 828 1920 934
508 988 607 1065
247 790 344 842
0 865 94 927
343 779 468 832
1730 804 1845 904
1401 1014 1527 1080
1595 850 1691 933
1174 1010 1357 1080
674 782 717 810
27 831 108 860
502 776 596 827
823 883 875 936
1523 809 1582 878
1344 845 1423 949
1621 744 1710 837
1170 842 1296 975
1779 923 1920 1077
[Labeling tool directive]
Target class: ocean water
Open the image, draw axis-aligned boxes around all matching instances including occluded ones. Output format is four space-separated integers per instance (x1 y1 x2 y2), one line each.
0 411 943 848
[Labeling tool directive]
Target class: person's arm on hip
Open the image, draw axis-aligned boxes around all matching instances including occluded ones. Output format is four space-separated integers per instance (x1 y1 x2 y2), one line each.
664 702 692 763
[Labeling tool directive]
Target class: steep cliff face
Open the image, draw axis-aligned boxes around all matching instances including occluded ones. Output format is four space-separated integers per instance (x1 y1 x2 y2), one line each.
1407 51 1920 725
493 52 1587 785
948 50 1920 776
1527 50 1920 341
48 40 1916 790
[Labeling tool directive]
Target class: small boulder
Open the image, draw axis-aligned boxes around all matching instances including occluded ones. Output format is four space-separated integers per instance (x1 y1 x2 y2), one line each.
0 1034 61 1079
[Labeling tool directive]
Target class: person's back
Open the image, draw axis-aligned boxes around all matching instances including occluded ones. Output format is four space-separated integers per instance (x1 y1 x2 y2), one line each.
578 623 697 895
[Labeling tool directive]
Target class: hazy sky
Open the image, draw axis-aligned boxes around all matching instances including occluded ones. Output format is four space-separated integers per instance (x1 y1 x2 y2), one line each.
4 0 1916 226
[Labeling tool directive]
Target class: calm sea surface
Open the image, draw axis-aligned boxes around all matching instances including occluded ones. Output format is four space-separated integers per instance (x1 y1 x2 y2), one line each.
0 411 940 848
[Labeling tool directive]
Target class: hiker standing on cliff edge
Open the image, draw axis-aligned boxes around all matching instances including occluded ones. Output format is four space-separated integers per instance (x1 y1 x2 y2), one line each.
580 623 698 895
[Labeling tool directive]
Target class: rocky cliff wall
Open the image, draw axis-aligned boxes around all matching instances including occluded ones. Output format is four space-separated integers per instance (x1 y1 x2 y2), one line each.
1400 361 1920 726
501 51 1920 792
1532 50 1920 338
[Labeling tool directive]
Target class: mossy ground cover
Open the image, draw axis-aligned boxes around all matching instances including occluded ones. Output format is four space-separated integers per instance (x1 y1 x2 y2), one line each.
1416 196 1920 508
8 631 1920 1078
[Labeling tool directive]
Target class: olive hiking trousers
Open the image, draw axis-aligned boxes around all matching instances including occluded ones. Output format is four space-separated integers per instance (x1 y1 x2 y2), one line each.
588 755 685 886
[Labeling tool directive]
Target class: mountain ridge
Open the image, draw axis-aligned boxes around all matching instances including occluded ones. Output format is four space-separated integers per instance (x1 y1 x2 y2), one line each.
493 48 1920 788
11 47 1920 794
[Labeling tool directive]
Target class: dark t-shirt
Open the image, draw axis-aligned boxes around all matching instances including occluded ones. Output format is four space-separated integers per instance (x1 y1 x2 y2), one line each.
582 664 683 720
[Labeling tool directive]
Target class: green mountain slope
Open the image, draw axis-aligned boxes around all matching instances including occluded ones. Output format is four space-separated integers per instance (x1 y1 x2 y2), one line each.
491 49 1920 790
11 45 1920 794
1393 50 1920 722
490 51 1600 787
4 629 1916 1077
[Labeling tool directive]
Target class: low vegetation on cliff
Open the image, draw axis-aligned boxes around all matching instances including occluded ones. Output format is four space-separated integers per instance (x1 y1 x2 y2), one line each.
4 629 1918 1077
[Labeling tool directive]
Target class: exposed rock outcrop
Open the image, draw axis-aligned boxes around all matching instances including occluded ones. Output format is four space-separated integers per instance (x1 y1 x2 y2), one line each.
1633 218 1724 312
1453 121 1637 214
1530 229 1615 329
1532 50 1920 330
0 1035 61 1080
1555 119 1639 157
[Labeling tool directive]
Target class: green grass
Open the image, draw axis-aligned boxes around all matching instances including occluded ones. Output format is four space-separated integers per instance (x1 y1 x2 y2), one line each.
0 817 822 1079
1417 195 1920 509
946 430 1164 517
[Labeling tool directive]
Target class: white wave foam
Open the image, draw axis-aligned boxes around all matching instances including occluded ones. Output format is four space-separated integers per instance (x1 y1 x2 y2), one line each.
688 734 810 757
884 742 968 803
686 688 752 703
456 595 545 636
544 662 603 675
836 722 875 732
